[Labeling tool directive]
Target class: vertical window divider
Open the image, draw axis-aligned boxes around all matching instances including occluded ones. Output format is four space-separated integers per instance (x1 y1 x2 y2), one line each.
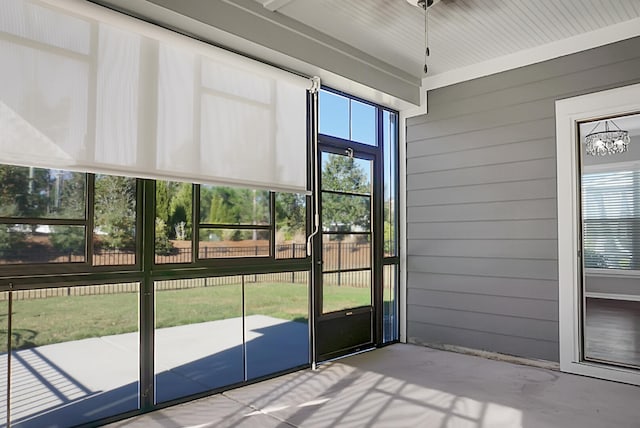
193 184 200 263
374 107 384 346
87 174 96 266
241 275 247 381
140 179 156 410
6 286 12 428
270 192 276 258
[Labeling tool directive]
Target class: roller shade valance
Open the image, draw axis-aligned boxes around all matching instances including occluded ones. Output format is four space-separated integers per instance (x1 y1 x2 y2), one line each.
0 0 310 193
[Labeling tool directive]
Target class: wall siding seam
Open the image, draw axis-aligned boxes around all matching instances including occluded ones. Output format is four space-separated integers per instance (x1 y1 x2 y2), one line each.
407 303 558 323
407 114 556 142
407 195 557 209
408 254 558 262
406 320 558 344
407 237 557 242
408 293 558 304
407 287 559 302
406 118 556 146
408 254 558 261
407 271 557 281
406 125 556 147
408 237 558 241
412 95 557 127
407 154 556 175
406 175 557 192
408 138 555 161
406 270 557 282
407 218 557 224
407 196 556 208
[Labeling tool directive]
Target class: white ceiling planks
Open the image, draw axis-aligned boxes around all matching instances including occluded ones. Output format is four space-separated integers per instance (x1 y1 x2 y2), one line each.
260 0 640 85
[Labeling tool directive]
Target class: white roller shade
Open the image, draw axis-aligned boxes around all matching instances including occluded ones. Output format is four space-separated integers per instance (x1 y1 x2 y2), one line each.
0 0 310 193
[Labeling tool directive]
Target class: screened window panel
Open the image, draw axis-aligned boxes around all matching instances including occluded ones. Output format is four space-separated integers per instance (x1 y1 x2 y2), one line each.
0 0 309 193
582 170 640 270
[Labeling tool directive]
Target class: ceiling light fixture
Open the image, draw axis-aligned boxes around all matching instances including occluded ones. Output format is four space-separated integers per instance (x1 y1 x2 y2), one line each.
584 119 631 156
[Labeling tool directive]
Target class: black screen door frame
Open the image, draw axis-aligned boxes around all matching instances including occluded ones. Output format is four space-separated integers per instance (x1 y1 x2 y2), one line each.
314 136 384 361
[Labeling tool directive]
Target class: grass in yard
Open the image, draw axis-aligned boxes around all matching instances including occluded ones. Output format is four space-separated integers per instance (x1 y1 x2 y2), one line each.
2 282 373 351
7 290 139 352
154 282 311 328
322 284 372 313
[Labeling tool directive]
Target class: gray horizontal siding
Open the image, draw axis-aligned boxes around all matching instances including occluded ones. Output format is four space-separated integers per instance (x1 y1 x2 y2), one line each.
408 272 557 301
409 307 558 342
408 239 558 260
406 35 640 362
408 158 557 191
408 199 557 222
408 219 558 240
408 321 558 361
408 179 557 206
407 118 556 156
408 288 558 321
407 139 556 174
408 256 557 280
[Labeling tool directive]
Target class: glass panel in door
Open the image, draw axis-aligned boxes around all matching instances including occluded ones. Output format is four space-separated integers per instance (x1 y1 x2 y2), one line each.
580 113 640 369
320 152 372 315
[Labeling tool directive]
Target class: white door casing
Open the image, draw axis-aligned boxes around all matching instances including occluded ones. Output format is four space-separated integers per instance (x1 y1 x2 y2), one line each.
555 82 640 385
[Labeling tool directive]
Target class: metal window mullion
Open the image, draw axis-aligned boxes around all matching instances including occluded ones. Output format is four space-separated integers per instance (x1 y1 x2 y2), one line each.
199 223 272 230
87 174 96 266
6 286 13 428
193 184 200 263
269 192 276 258
140 179 155 410
241 275 247 381
391 111 400 341
322 189 372 198
0 217 86 226
373 107 384 346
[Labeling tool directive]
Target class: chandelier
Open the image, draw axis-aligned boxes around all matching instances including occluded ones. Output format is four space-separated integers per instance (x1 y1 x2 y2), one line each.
584 119 631 156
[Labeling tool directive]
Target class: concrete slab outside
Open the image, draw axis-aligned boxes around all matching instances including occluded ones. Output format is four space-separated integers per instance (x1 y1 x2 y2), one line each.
0 315 309 428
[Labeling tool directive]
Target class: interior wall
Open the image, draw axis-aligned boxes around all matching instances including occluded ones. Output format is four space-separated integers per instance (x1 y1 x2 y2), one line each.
405 36 640 362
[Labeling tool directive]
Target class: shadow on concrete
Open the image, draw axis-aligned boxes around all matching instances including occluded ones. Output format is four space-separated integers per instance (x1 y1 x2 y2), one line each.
6 318 309 428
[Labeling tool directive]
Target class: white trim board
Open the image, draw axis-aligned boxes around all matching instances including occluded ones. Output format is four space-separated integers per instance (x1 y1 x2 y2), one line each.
555 82 640 386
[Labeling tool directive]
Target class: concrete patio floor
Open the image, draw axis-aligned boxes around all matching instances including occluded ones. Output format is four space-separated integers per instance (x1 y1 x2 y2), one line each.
108 343 640 428
1 315 309 427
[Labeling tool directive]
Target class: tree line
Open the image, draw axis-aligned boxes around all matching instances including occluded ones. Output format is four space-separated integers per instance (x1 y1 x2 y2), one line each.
0 154 387 259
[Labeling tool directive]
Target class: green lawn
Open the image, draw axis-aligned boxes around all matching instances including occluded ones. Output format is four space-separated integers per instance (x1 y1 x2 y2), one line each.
3 282 373 352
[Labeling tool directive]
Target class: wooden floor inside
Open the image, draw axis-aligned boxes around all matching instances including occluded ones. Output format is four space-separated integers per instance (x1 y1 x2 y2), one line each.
584 297 640 368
